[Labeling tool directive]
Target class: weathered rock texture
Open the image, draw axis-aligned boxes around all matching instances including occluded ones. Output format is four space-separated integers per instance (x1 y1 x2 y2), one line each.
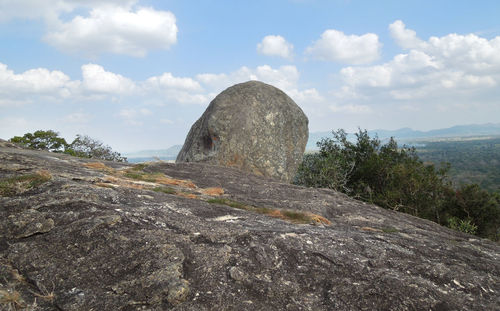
1 141 500 310
176 81 309 183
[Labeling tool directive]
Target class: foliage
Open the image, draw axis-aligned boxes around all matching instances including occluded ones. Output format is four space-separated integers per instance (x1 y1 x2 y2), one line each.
295 129 500 241
443 184 500 239
66 134 127 162
9 130 127 162
9 130 68 152
416 137 500 192
447 217 478 235
295 129 449 219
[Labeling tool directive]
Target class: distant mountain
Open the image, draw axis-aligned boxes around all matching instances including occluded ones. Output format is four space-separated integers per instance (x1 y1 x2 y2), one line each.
123 123 500 160
306 123 500 150
123 145 182 163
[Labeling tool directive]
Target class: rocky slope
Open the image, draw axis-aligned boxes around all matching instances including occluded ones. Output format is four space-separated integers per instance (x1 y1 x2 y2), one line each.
1 140 499 310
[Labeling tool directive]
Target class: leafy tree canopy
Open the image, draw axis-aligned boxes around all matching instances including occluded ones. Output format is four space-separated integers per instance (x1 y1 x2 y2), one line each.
9 130 68 152
9 130 126 163
66 134 127 162
294 129 500 241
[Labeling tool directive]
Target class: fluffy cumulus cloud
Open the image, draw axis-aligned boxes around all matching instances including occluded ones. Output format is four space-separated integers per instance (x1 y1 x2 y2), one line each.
82 64 136 94
257 35 294 59
196 65 323 107
306 29 381 64
0 0 177 57
338 20 500 103
45 6 177 57
146 73 202 92
0 62 76 104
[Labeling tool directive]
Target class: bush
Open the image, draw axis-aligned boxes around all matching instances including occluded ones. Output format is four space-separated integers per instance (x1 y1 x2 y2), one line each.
295 129 450 221
447 217 478 235
9 130 68 152
9 131 127 162
65 134 126 162
294 129 500 241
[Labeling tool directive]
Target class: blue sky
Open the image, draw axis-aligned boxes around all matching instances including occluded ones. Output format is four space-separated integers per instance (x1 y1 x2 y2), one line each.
1 0 500 152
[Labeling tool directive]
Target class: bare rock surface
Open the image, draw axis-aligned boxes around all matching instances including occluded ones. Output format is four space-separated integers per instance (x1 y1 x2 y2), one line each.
1 141 499 310
176 81 309 183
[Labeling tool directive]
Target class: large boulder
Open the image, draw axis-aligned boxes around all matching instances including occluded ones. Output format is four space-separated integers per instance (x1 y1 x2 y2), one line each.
176 80 308 183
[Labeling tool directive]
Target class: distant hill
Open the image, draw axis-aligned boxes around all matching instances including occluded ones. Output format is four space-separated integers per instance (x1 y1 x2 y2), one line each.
123 145 182 163
307 123 500 150
124 123 500 161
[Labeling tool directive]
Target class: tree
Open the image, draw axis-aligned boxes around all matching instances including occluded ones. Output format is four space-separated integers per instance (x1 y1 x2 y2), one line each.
9 130 68 152
9 131 127 163
294 129 500 241
294 129 452 223
66 134 127 162
443 184 500 240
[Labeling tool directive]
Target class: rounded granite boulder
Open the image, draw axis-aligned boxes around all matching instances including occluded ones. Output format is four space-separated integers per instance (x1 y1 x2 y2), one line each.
176 80 309 183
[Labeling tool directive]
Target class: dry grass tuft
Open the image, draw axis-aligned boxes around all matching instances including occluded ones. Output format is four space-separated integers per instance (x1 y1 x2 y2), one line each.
206 198 331 225
200 187 224 196
0 289 24 309
176 192 198 199
95 182 117 189
154 176 196 188
307 214 332 225
29 282 55 303
83 162 115 174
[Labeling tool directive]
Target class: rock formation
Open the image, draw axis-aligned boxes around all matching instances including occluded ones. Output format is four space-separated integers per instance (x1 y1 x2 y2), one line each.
1 141 499 310
176 81 309 183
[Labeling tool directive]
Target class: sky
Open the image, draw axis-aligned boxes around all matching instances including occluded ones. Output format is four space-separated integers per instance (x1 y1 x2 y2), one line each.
1 0 500 153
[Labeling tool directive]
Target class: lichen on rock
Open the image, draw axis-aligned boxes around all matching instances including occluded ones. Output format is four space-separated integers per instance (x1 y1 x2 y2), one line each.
1 141 500 310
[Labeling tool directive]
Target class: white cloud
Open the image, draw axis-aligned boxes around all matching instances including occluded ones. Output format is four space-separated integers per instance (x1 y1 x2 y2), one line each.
196 65 323 107
329 104 372 114
0 1 178 58
390 20 500 73
82 64 136 94
327 20 500 130
0 62 76 101
338 21 500 102
146 73 202 92
306 29 381 64
44 6 177 57
389 20 426 50
257 35 294 59
144 72 208 105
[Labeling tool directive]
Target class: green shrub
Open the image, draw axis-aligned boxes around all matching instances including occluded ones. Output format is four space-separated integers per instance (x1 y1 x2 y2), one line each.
9 130 68 152
448 217 478 235
295 128 500 241
9 131 126 162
